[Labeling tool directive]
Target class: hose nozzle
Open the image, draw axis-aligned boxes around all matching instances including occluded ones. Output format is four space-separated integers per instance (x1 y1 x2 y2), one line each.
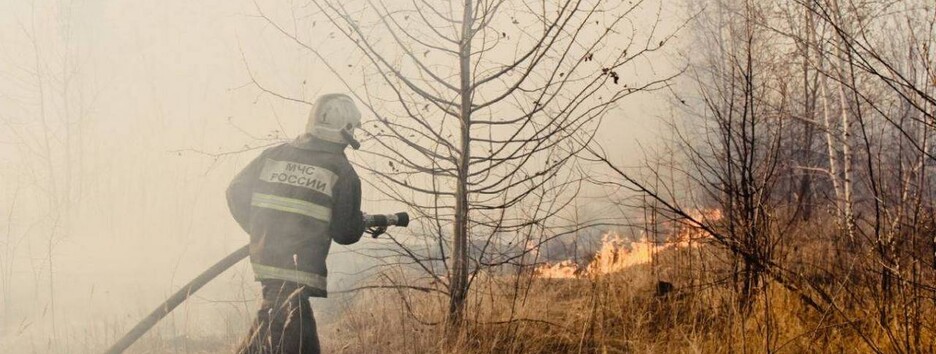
363 212 409 238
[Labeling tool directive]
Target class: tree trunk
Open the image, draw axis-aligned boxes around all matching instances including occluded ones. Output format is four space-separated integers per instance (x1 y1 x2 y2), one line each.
448 0 473 328
830 0 856 244
797 3 816 220
837 79 855 244
820 80 844 229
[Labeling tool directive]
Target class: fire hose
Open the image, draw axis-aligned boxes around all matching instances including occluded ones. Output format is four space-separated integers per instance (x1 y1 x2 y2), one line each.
103 212 409 354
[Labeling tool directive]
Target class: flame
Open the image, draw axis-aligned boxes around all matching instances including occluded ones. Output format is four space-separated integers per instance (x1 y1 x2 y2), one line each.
672 208 722 246
534 208 721 279
533 260 580 279
534 233 655 279
586 234 655 275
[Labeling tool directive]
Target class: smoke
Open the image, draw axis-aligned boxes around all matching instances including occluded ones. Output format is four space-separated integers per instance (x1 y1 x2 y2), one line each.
0 0 680 352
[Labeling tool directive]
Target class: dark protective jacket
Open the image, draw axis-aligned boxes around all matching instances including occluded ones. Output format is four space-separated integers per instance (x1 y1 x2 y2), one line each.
226 134 364 297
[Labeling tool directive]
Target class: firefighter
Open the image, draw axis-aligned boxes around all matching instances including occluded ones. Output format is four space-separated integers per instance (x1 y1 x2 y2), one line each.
227 93 365 354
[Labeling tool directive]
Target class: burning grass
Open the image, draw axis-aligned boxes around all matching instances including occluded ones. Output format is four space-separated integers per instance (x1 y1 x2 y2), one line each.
535 208 719 279
323 257 935 353
319 212 936 353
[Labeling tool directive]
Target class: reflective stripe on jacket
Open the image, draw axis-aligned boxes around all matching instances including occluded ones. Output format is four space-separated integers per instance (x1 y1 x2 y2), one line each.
226 134 364 297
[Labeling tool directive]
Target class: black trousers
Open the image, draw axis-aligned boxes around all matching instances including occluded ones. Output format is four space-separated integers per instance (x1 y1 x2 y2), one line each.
237 280 321 354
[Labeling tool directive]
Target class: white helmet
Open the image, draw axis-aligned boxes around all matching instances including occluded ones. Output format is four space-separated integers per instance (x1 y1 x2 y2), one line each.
306 93 361 146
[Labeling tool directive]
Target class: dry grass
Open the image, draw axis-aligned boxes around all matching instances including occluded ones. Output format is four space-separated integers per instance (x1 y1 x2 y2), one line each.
86 217 935 354
319 239 936 354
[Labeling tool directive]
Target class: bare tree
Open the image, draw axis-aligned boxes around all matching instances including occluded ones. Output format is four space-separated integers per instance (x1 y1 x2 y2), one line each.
248 0 677 327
